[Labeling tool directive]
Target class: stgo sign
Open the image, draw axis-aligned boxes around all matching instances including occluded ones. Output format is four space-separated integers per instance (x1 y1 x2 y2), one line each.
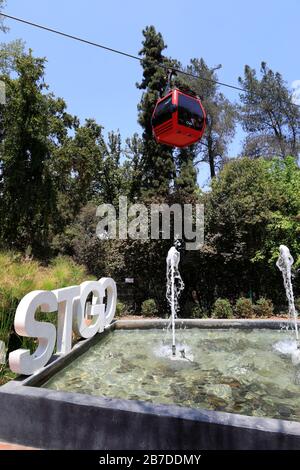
9 278 117 376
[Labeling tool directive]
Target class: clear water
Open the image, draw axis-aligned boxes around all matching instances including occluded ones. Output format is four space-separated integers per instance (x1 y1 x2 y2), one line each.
43 328 300 422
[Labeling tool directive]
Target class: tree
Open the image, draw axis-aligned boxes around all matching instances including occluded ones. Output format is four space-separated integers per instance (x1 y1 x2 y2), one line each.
137 26 175 196
50 118 105 230
174 146 198 195
178 58 236 178
99 130 127 206
202 156 300 306
123 133 143 201
0 3 25 74
238 62 300 158
260 157 300 269
51 202 127 278
0 52 73 255
0 40 24 75
240 134 284 160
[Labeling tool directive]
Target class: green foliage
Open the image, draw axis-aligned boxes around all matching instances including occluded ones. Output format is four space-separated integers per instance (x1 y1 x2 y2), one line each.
174 147 198 195
0 303 14 344
0 364 16 386
263 157 300 269
0 251 90 301
0 39 25 74
115 302 128 318
190 303 205 318
183 301 206 318
239 62 300 158
141 298 158 317
0 250 92 355
203 156 300 306
0 52 69 255
51 118 106 224
52 203 126 279
254 297 274 317
211 298 233 319
123 133 144 201
235 297 254 318
0 48 133 255
41 256 92 290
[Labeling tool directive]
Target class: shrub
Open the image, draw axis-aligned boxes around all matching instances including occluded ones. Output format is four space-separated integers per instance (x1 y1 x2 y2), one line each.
141 299 158 317
235 297 254 318
254 297 274 317
190 303 207 319
183 301 207 318
115 302 128 317
211 298 233 319
295 298 300 312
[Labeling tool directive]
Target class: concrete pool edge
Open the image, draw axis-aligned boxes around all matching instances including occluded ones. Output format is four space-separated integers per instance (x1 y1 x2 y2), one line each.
1 318 300 450
114 318 296 330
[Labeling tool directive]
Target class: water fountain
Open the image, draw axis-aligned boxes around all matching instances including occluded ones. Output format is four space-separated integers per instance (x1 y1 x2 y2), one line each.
3 246 300 449
166 240 185 357
276 244 300 365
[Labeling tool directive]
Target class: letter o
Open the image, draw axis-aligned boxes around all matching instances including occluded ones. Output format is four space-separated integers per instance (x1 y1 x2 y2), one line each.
98 277 117 326
73 281 105 339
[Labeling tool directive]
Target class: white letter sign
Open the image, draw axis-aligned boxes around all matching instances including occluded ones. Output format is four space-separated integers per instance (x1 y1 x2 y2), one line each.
9 278 117 375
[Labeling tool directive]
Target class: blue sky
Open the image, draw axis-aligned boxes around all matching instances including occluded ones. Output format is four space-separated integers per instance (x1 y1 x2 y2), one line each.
2 0 300 187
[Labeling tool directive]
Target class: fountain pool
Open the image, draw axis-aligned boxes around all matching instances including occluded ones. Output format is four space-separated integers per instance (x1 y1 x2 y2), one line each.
43 327 300 422
2 319 300 449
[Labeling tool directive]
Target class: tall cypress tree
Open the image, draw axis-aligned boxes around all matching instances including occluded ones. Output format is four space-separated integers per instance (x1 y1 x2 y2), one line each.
137 26 175 197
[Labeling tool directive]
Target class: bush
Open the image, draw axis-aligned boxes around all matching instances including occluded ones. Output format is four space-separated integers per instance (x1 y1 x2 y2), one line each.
190 303 207 319
141 299 158 317
183 301 207 319
211 298 233 319
235 297 254 318
254 297 274 317
295 298 300 312
115 302 128 317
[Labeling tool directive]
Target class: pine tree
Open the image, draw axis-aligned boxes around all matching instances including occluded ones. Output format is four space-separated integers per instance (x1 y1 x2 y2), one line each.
137 26 175 197
238 62 300 159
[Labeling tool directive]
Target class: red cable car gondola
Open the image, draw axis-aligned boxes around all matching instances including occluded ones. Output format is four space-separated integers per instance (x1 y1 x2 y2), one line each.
151 75 206 148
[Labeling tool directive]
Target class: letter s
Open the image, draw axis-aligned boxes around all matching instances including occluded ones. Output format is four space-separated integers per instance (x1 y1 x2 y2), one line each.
9 290 57 375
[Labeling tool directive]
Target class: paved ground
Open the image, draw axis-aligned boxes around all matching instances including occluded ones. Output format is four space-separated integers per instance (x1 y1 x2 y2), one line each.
0 441 37 450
